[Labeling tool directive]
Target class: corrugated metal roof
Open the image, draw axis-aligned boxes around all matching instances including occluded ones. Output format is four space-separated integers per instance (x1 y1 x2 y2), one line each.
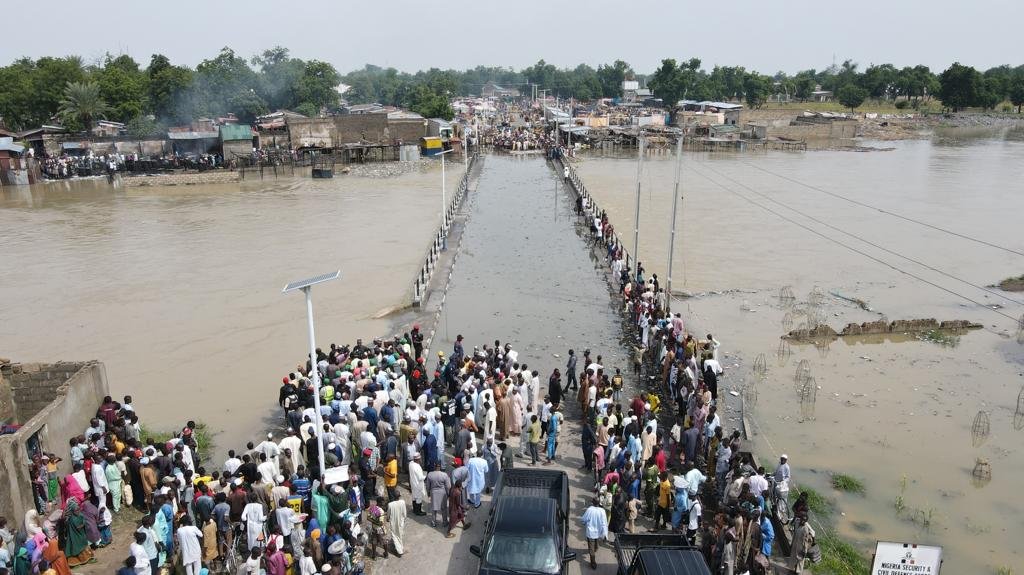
167 131 219 140
0 137 25 154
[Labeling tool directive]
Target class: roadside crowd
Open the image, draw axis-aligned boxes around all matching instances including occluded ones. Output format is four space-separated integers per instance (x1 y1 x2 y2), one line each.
572 153 820 574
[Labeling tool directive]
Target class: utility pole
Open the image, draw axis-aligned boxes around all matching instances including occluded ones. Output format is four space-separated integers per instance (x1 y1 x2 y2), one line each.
632 135 645 276
666 135 683 313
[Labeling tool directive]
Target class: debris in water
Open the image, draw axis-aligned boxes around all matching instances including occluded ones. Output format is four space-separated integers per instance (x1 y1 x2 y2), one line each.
729 390 740 397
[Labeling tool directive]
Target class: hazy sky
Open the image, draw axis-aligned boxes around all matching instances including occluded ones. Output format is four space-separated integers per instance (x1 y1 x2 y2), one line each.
2 0 1020 74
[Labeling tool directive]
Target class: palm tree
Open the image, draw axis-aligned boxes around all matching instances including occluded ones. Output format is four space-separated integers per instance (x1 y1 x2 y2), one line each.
58 81 110 132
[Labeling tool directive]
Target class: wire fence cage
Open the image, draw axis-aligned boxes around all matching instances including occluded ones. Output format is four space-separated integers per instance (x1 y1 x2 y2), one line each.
743 380 759 410
778 285 796 308
971 410 991 447
808 286 826 308
1017 313 1024 344
776 338 792 366
794 359 812 393
781 311 796 331
814 337 831 358
798 376 817 421
971 457 992 487
753 353 768 379
1014 385 1024 431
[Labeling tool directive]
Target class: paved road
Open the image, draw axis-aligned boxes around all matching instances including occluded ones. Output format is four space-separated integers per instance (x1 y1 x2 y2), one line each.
371 154 651 575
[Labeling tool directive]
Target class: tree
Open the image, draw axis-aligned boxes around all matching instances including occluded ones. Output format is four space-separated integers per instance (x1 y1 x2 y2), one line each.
860 63 897 99
1009 77 1024 113
97 54 148 122
147 54 193 123
938 62 984 111
793 70 818 101
743 73 772 109
836 84 867 111
191 47 265 121
597 60 634 98
407 84 452 120
58 81 110 131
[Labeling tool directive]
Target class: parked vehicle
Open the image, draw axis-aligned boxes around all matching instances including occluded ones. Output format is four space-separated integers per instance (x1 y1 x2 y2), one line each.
469 468 576 574
613 533 712 575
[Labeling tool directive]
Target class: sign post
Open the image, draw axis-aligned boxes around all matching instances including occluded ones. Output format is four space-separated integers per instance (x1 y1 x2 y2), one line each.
870 541 943 575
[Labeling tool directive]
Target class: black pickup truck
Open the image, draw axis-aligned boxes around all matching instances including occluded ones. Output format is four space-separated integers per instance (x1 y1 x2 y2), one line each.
614 533 712 575
470 468 577 574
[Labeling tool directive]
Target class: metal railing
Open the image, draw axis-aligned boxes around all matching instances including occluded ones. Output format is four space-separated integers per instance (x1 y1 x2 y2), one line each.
412 154 478 306
557 156 634 282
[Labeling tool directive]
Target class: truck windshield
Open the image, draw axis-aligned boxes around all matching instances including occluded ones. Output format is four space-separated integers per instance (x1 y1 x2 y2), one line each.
484 533 559 574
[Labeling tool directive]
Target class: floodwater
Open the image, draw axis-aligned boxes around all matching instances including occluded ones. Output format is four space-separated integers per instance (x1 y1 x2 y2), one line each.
575 131 1024 573
0 164 464 452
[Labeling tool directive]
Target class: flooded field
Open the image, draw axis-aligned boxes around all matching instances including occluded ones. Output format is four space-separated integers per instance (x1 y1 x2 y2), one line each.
575 132 1024 573
0 164 464 451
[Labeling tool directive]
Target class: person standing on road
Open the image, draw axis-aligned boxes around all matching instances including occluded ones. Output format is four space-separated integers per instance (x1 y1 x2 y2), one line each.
445 480 471 539
408 453 427 516
581 497 608 570
466 449 488 508
425 463 451 529
544 407 562 464
527 414 542 465
565 350 578 392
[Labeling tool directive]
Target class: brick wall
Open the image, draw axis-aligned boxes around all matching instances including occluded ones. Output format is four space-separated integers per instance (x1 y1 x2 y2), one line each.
389 119 427 143
335 114 389 144
121 171 240 187
0 361 87 423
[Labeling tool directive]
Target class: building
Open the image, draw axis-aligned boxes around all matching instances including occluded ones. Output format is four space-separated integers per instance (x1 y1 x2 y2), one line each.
811 85 833 102
0 360 110 524
91 120 126 138
426 118 454 140
0 137 30 186
220 124 256 160
481 82 519 99
676 100 744 125
18 125 68 157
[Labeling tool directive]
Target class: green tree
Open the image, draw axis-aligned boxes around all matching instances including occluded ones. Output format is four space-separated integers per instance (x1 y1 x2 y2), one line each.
860 63 897 99
1009 76 1024 113
97 54 148 122
58 81 110 131
836 84 868 111
147 54 193 123
596 60 634 98
743 73 772 109
938 62 983 111
296 60 341 111
793 69 818 101
407 84 452 120
191 47 265 121
126 115 164 138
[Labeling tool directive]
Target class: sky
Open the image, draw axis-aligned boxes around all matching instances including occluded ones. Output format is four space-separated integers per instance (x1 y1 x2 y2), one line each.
2 0 1020 75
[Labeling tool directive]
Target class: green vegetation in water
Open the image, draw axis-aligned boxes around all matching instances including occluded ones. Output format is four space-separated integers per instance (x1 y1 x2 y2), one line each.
996 274 1024 292
140 422 214 456
811 533 871 575
794 484 834 515
917 329 960 347
893 475 908 514
831 473 866 495
995 566 1014 575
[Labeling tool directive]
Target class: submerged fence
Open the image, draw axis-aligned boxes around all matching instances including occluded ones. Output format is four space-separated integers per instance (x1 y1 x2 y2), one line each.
412 154 478 306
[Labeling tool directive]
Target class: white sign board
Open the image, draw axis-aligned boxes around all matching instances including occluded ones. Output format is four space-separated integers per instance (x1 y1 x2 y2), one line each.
871 541 942 575
322 465 350 486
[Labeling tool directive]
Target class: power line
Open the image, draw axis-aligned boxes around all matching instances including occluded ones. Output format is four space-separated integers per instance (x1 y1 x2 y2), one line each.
687 162 1019 324
740 161 1024 258
697 161 1024 308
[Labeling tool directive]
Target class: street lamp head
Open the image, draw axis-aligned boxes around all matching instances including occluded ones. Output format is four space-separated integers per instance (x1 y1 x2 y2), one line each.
282 271 341 294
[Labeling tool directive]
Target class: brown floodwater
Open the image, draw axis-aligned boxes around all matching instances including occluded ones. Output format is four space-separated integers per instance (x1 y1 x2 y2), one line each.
575 132 1024 573
0 164 464 453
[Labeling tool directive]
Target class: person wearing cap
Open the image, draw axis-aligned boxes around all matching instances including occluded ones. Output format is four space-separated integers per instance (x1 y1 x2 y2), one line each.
424 463 450 528
466 448 488 508
408 453 427 516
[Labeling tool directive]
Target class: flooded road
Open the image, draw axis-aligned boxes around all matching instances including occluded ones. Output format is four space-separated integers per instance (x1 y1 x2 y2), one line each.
433 154 627 370
575 134 1024 573
0 165 464 451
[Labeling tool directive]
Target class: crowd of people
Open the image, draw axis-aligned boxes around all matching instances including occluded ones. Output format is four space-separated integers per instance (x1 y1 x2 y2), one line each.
569 154 820 574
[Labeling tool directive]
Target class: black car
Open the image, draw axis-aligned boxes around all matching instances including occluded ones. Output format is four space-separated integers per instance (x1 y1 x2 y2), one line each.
470 469 577 574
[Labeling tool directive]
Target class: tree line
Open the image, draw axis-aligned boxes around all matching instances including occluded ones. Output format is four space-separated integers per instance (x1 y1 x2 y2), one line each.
0 47 342 134
2 50 1023 136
